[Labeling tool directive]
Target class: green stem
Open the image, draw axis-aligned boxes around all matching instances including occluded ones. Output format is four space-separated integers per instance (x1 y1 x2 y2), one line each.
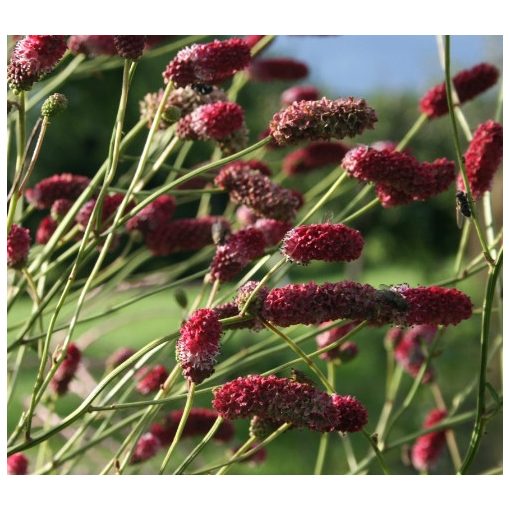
396 113 427 151
361 429 390 475
216 437 257 475
340 197 379 224
454 222 472 276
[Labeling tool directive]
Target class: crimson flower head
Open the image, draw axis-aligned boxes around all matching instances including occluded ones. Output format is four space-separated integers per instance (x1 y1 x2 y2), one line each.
126 195 176 234
50 198 73 220
130 433 161 464
176 101 244 141
163 38 251 87
35 216 57 245
316 321 360 361
51 343 81 396
235 280 270 316
143 216 230 256
68 35 117 57
213 374 368 433
7 453 29 475
25 173 90 210
106 347 136 371
419 63 499 118
281 85 320 105
269 97 377 146
282 223 364 264
283 141 349 175
244 35 265 48
76 193 136 231
253 218 292 246
248 58 309 81
113 35 146 60
7 224 31 269
135 365 168 395
457 120 503 199
411 409 448 471
8 35 68 93
215 166 302 222
177 308 222 384
219 159 272 177
210 228 266 282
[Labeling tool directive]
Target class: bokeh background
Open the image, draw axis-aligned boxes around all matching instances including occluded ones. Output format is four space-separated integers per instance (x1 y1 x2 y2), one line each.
7 35 503 474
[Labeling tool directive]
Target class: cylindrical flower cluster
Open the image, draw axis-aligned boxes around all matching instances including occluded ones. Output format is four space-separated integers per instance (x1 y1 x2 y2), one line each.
126 195 176 234
213 374 368 433
7 224 31 269
215 166 302 222
253 218 292 246
176 308 222 384
269 97 377 146
7 453 29 475
35 216 57 245
457 120 503 199
135 364 169 395
411 409 449 471
209 228 266 282
106 347 136 371
176 101 244 141
8 35 68 93
51 198 74 220
281 223 364 264
76 193 136 231
316 321 360 361
51 343 81 395
113 35 146 60
283 141 350 175
68 35 117 57
419 63 500 118
213 301 264 332
25 173 90 210
143 216 231 256
281 85 320 105
130 433 161 464
248 58 309 81
163 38 251 87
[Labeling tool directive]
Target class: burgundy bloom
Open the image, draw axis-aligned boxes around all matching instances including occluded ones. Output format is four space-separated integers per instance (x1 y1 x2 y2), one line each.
35 216 57 245
281 85 320 106
236 205 258 225
419 63 499 118
411 409 449 471
457 120 503 199
219 160 272 177
253 218 292 246
176 101 244 141
106 347 136 371
269 97 377 146
7 224 31 269
126 195 176 234
177 308 222 384
76 193 135 231
235 281 270 316
150 408 234 445
144 216 230 256
163 38 251 87
51 343 81 395
7 453 29 475
249 415 282 439
249 58 309 81
282 223 364 264
216 121 250 156
50 198 73 220
213 374 368 433
243 35 266 49
130 433 161 464
113 35 146 60
233 443 267 465
68 35 117 57
215 166 302 222
210 228 266 282
316 321 360 361
283 141 349 175
25 173 90 210
135 365 169 395
213 301 263 331
8 35 67 93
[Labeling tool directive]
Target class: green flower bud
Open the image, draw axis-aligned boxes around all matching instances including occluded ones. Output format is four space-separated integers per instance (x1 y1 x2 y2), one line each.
41 93 68 119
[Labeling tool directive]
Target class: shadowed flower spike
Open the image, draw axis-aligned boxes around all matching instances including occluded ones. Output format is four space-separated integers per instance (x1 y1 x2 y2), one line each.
177 308 222 384
213 301 264 332
213 374 368 433
106 347 136 371
163 38 251 87
235 281 270 316
219 159 272 176
51 199 73 220
8 35 68 93
419 63 500 118
457 120 503 199
130 433 161 464
281 85 320 105
76 193 136 231
68 35 117 57
7 224 31 269
25 173 90 210
51 343 81 395
283 141 350 175
316 321 360 361
215 166 302 222
248 58 309 81
210 228 266 282
36 216 58 245
176 101 244 141
269 97 377 146
126 195 176 234
253 218 292 246
7 453 29 475
249 416 282 440
282 223 364 264
113 36 146 60
135 365 169 394
244 35 266 49
411 409 449 471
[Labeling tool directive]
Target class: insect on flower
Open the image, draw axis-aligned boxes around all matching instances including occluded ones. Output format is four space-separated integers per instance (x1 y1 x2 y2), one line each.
191 83 214 94
455 190 472 229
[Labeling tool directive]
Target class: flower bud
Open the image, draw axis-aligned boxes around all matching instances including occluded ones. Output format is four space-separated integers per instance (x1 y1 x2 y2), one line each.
41 93 68 118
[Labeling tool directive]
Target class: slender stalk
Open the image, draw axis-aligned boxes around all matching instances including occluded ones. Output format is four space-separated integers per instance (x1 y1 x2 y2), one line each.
159 383 196 474
395 113 427 151
216 437 257 475
340 197 379 224
362 429 389 474
454 222 472 275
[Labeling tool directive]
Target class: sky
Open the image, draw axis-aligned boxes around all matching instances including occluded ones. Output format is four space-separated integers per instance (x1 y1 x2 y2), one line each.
265 35 502 95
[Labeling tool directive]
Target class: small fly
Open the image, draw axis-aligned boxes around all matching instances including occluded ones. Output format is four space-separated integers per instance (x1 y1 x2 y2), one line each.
191 83 214 95
290 368 316 386
455 191 471 229
377 285 409 313
211 221 230 246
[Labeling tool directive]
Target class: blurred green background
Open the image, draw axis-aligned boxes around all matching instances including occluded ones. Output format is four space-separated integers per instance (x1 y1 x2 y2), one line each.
7 35 502 474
